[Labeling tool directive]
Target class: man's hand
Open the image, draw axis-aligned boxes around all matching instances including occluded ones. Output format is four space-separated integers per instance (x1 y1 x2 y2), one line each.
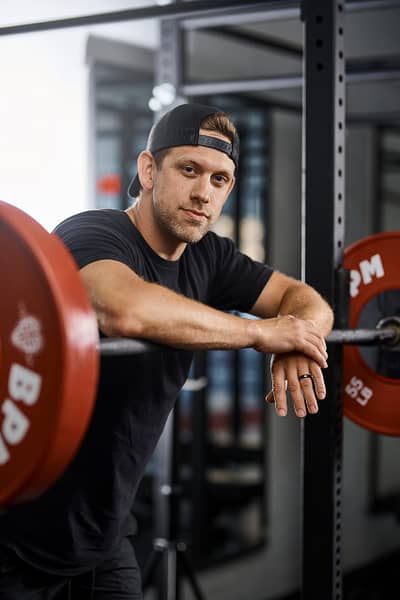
253 315 328 369
265 352 327 418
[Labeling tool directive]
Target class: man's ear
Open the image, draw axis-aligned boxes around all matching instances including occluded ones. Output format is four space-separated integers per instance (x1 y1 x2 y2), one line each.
137 151 155 191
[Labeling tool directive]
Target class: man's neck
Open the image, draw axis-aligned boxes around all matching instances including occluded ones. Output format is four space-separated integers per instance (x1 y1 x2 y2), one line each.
125 202 186 261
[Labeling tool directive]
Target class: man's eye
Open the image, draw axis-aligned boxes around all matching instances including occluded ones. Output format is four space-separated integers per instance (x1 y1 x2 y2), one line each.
183 166 195 174
214 175 227 184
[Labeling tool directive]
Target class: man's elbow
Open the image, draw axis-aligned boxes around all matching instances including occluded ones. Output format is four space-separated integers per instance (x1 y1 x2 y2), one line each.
317 295 334 334
96 306 145 339
326 305 335 332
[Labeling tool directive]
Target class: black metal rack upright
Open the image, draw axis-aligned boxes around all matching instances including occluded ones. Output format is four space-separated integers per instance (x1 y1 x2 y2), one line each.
301 1 346 599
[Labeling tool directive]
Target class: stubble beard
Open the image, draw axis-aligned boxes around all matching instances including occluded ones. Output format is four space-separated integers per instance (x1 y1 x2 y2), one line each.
154 202 211 244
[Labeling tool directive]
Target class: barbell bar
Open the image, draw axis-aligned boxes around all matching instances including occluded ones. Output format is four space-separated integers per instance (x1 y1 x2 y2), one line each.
98 319 400 356
327 317 400 347
1 199 399 508
99 337 160 356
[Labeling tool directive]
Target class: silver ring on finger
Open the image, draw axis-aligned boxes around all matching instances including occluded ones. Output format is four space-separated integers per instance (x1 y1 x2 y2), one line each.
298 373 317 397
298 373 313 381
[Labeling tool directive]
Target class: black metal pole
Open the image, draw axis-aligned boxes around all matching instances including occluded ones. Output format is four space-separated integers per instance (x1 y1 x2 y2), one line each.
326 325 399 345
0 0 396 38
98 321 400 355
98 338 159 355
301 1 346 599
0 0 296 37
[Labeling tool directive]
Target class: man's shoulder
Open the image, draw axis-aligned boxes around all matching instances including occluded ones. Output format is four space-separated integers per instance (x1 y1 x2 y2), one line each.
53 208 125 233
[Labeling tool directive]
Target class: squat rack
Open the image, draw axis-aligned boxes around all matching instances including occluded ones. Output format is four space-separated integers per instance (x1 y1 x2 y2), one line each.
2 2 400 599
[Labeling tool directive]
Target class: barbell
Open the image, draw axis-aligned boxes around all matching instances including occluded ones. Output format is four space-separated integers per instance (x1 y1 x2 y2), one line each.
0 200 399 508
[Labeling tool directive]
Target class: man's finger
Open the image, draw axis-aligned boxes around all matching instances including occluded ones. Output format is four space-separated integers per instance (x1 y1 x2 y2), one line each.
298 373 318 414
309 365 326 400
270 371 288 416
287 364 309 418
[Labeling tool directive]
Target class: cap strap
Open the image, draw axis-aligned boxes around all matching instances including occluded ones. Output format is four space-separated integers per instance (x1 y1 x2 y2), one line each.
198 134 233 158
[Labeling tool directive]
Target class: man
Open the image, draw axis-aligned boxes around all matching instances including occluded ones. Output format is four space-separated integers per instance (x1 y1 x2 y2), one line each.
0 103 333 599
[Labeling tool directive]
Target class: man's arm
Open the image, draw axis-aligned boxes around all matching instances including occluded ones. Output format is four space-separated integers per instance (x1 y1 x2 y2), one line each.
80 259 328 367
250 270 334 334
249 270 334 418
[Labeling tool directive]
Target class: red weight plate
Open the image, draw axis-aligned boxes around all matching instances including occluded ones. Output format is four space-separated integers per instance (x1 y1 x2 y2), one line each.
343 232 400 436
0 200 99 506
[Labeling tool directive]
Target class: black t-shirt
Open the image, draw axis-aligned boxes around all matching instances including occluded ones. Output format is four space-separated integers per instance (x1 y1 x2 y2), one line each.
0 209 273 575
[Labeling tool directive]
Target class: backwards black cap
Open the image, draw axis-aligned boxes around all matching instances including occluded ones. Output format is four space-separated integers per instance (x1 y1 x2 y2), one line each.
128 103 239 198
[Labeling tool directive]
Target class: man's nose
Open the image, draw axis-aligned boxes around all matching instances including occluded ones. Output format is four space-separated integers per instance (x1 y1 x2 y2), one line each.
191 176 211 203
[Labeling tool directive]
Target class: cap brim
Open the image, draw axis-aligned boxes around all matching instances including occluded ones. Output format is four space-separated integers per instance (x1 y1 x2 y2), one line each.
128 174 141 198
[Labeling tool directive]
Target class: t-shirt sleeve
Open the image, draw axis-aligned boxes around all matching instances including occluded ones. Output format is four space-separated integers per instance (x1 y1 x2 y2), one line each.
208 233 273 313
53 211 138 271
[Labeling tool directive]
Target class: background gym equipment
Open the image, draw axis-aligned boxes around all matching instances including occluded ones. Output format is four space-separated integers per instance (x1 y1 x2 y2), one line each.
0 199 399 509
140 393 207 600
0 199 99 508
341 233 400 436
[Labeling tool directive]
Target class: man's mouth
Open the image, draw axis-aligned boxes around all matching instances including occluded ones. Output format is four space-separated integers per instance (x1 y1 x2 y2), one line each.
182 208 210 221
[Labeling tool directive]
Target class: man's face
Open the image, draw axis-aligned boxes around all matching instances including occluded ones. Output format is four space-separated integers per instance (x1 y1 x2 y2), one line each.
150 130 236 244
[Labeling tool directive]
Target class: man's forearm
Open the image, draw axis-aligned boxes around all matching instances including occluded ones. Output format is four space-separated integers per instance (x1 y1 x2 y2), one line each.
82 261 257 350
81 260 328 366
277 282 334 336
105 281 327 366
113 280 258 350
